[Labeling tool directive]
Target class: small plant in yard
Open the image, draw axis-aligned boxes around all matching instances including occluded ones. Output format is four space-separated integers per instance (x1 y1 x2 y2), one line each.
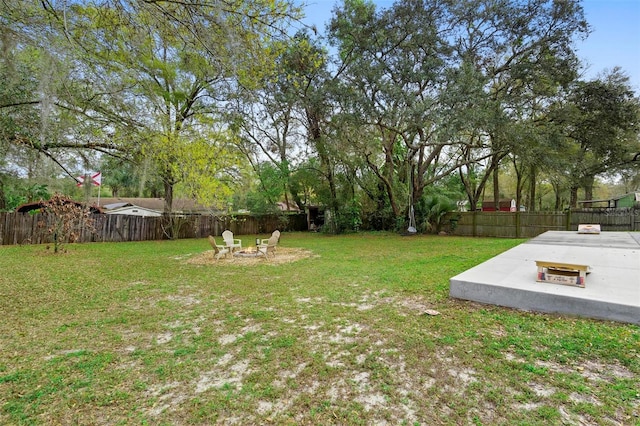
38 193 96 253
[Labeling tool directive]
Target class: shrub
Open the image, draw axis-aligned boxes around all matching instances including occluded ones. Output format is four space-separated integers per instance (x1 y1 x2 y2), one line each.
419 194 457 233
39 193 95 253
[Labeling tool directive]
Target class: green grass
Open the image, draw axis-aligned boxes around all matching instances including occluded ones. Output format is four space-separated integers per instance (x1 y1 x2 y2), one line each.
1 232 638 425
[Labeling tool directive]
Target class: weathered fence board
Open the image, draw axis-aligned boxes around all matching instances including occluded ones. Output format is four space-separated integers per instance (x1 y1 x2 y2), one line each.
570 209 640 232
0 212 308 246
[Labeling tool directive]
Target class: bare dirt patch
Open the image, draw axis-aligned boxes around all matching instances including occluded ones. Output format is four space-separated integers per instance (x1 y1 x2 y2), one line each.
186 247 315 266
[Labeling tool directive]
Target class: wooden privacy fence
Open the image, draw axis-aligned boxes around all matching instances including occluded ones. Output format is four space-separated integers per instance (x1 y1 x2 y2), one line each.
444 208 640 238
0 212 308 246
3 209 638 245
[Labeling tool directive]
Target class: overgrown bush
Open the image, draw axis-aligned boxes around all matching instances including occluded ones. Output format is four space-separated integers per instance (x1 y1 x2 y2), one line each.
0 181 50 212
418 194 457 234
360 205 396 231
335 200 362 233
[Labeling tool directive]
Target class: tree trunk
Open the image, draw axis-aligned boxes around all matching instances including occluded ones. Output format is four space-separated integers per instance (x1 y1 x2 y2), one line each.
460 165 481 212
163 179 173 214
514 167 523 211
383 146 400 218
492 164 500 211
306 107 338 232
551 180 562 210
569 186 579 208
528 165 536 212
583 177 594 208
138 157 150 197
0 179 6 211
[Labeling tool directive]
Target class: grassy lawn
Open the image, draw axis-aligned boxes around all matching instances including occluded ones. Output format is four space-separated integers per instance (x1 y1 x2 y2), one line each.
1 232 638 425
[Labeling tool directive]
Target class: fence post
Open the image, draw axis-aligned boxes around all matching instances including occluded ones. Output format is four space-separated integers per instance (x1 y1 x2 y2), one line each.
472 210 477 237
565 209 571 231
515 211 521 238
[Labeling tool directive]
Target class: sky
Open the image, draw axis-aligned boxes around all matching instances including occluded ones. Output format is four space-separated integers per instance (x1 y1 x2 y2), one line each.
298 0 640 92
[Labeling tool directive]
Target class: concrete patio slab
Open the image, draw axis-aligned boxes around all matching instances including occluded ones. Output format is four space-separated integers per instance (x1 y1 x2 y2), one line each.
449 231 640 325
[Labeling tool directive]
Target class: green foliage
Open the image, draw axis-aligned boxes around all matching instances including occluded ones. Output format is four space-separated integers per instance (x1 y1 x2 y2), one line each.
173 134 241 211
25 183 49 202
560 70 640 201
239 162 288 214
417 194 457 233
359 194 396 231
3 193 25 212
0 0 636 231
427 174 466 202
256 162 286 206
335 199 362 233
100 157 138 197
0 180 50 211
1 0 300 214
245 191 279 215
289 162 322 209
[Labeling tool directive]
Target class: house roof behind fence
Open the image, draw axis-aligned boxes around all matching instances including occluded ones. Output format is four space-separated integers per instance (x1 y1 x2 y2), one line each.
16 200 103 214
92 197 214 213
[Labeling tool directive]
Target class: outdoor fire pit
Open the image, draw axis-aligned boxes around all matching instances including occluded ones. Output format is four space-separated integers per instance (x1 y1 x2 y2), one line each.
234 247 263 258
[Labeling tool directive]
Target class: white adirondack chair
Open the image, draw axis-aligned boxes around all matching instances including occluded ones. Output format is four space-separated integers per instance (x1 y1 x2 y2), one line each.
257 234 279 258
222 230 242 252
260 230 280 247
208 236 230 260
